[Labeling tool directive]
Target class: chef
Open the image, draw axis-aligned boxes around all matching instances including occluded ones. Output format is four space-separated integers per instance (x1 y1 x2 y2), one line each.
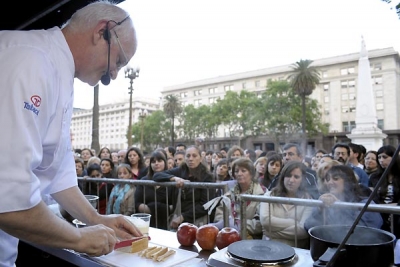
0 1 141 267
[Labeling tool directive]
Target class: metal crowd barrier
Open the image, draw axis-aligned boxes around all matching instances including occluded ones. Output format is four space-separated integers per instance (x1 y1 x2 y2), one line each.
238 194 400 245
77 177 229 230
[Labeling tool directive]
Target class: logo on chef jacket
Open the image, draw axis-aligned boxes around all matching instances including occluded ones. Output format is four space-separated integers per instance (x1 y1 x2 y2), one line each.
23 95 41 115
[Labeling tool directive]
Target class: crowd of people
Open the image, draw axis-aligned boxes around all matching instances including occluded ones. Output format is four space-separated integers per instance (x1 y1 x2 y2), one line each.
72 141 400 254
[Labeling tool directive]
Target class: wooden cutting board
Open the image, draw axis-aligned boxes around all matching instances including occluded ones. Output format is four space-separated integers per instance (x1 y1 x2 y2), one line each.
95 242 199 267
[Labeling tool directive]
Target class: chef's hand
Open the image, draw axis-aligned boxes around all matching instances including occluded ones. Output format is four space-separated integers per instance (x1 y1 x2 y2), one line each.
75 224 118 256
97 214 143 240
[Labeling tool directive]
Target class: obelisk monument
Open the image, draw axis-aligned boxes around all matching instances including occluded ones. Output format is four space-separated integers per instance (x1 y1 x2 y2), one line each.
347 37 387 151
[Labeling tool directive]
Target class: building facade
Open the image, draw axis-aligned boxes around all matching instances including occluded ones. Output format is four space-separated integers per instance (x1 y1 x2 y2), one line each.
161 47 400 154
70 97 160 151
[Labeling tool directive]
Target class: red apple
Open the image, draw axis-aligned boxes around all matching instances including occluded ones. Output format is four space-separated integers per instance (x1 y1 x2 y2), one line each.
216 227 241 250
176 222 198 246
196 224 219 250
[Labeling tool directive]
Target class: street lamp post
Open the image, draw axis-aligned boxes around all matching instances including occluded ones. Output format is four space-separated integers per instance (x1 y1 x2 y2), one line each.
139 109 148 150
124 66 140 148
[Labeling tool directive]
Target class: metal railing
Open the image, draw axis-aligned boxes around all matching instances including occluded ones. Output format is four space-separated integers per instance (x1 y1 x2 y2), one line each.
78 177 229 230
238 194 400 244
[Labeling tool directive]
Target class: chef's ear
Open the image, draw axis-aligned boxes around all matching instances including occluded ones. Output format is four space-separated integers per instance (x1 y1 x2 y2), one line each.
93 20 109 45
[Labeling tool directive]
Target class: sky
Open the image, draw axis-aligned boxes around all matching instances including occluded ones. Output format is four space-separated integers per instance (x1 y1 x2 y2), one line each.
73 0 400 109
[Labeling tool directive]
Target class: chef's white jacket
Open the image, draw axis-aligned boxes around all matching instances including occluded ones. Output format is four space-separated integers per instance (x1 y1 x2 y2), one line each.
0 27 77 267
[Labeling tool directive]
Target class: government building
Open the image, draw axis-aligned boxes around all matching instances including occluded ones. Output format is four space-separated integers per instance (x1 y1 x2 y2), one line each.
161 47 400 154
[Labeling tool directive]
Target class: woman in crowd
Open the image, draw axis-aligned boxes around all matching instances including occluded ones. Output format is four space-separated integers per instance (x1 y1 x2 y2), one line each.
80 148 93 168
82 163 114 215
205 150 214 171
364 150 382 178
135 150 170 229
167 156 175 170
100 158 115 178
86 156 101 168
213 158 234 196
212 151 224 169
304 165 383 231
260 161 313 248
153 146 215 229
124 147 147 180
106 164 135 216
254 156 267 185
98 147 112 159
369 145 400 232
262 153 283 190
213 157 264 239
226 145 245 161
75 157 86 177
316 160 341 194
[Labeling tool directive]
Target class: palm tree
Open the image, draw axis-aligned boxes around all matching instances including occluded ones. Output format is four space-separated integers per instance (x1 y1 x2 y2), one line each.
163 94 182 147
289 59 320 154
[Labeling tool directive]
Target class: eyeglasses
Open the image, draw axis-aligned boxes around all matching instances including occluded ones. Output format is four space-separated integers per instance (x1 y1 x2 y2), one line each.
282 152 296 157
113 30 128 69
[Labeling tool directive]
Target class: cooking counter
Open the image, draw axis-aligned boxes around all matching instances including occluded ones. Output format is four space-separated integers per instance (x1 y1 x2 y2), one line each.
17 227 210 267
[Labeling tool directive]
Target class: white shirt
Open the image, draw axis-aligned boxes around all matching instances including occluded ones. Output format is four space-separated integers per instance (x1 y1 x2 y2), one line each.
0 27 76 267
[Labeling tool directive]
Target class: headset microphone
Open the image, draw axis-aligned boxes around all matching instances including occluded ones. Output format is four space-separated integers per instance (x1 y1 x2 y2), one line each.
100 16 130 86
101 21 112 86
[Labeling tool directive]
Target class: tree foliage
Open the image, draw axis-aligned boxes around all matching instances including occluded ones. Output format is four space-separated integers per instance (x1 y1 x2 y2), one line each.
131 110 170 153
259 80 328 143
382 0 400 18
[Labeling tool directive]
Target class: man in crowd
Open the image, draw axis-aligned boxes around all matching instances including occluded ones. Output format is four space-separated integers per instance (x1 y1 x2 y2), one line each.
174 151 185 166
176 143 186 153
332 143 369 186
281 143 319 199
348 142 364 169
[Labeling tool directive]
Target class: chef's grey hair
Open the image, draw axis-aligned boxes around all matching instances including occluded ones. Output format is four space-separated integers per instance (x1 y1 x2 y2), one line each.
62 0 133 44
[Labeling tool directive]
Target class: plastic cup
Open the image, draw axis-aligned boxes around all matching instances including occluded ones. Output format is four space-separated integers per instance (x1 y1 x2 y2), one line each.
129 213 151 235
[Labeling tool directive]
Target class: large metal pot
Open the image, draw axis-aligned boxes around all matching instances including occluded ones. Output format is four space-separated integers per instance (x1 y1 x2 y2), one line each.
309 225 395 267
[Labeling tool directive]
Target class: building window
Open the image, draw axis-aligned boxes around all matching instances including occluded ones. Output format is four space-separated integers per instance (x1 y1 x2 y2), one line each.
324 108 329 115
194 89 202 96
372 76 383 84
224 85 234 91
342 94 348 100
343 121 356 132
372 63 382 71
255 80 260 87
349 105 356 113
242 82 246 89
342 106 349 113
194 99 202 107
378 119 384 130
340 67 355 75
322 71 328 78
376 103 384 110
209 87 217 94
349 93 356 100
324 96 329 103
180 92 188 98
323 83 330 91
209 97 218 104
376 90 383 97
